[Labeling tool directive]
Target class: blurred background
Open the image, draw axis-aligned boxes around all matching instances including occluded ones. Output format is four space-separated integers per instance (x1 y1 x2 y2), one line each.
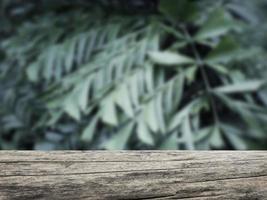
0 0 267 150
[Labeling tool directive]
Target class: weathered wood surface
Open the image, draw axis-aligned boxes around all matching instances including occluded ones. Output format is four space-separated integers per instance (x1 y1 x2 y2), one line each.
0 151 266 200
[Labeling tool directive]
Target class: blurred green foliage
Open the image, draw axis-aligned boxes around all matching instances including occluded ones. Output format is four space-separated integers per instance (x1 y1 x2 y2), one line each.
0 0 267 150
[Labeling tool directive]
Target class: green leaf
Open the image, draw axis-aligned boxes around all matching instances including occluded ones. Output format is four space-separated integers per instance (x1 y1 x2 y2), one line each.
160 24 184 40
144 63 154 93
101 97 118 126
64 95 81 121
47 111 63 126
81 114 99 143
85 31 96 60
208 64 229 75
259 90 267 106
185 66 198 83
144 100 159 133
163 73 185 115
173 74 185 109
182 117 195 150
165 80 175 114
103 122 134 150
77 34 88 64
44 47 56 81
129 74 139 107
214 80 265 94
194 126 212 143
65 40 76 72
149 51 194 66
210 126 224 148
159 132 177 150
221 124 247 150
168 100 197 131
27 63 39 82
215 94 265 131
206 37 256 64
195 8 239 40
155 93 166 133
54 55 63 81
137 118 154 145
114 84 134 118
78 77 92 112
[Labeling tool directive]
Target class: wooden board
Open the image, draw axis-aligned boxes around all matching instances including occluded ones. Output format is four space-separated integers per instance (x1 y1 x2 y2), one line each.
0 151 266 200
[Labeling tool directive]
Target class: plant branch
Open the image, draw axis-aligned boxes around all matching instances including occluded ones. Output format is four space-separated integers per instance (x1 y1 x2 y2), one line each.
180 25 220 125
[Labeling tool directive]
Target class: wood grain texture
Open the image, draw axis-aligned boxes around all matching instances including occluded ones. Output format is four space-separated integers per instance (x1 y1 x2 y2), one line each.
0 151 266 200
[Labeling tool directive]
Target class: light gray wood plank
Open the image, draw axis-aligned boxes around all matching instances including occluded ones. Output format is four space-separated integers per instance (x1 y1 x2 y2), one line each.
0 151 266 200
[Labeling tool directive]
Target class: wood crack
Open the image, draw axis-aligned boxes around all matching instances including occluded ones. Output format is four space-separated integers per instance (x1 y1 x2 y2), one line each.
0 167 183 177
185 174 267 184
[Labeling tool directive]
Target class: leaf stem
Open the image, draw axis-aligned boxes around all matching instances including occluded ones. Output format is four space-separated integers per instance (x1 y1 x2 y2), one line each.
181 25 220 125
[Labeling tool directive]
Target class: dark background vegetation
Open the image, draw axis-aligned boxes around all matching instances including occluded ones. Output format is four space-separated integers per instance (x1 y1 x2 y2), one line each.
0 0 267 150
